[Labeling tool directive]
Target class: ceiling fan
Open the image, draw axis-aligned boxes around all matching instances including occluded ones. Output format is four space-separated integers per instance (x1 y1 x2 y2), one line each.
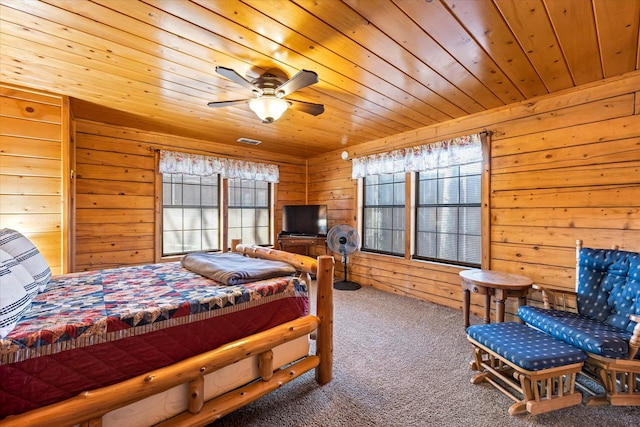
208 66 325 123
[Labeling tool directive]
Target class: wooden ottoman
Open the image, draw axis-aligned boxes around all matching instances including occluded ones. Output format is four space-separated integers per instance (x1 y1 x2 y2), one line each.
466 322 587 415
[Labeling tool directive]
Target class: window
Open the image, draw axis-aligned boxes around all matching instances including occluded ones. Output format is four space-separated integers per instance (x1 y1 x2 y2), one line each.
228 179 271 246
362 172 405 255
162 174 219 255
353 133 484 267
159 151 278 256
415 161 481 266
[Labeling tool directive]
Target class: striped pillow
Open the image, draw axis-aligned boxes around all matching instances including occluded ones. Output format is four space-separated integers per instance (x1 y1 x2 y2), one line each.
0 249 34 338
0 228 52 292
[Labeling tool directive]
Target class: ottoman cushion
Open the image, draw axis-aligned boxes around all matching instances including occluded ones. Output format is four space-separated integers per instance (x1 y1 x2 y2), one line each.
467 322 586 371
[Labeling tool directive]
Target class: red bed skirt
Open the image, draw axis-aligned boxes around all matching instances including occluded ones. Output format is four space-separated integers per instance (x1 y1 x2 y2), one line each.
0 296 306 418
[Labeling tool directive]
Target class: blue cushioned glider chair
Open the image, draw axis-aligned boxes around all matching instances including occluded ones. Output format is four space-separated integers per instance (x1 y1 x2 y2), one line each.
518 240 640 406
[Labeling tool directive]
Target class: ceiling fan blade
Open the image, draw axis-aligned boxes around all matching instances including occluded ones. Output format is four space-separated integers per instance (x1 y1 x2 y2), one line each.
207 99 249 108
276 69 318 97
215 66 261 94
286 99 325 116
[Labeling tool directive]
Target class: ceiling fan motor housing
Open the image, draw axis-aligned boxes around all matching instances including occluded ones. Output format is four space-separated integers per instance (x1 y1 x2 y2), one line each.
252 74 287 97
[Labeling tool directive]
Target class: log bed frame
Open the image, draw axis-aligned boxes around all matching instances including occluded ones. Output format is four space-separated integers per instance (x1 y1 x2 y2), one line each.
0 243 335 427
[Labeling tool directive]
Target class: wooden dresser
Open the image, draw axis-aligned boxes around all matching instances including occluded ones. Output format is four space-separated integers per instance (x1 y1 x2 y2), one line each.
277 235 327 256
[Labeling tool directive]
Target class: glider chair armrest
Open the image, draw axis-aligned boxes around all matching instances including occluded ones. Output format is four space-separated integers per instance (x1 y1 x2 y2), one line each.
629 314 640 360
532 284 577 311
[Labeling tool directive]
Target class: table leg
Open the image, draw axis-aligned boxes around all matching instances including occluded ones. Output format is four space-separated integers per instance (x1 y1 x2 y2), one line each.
463 288 470 329
483 293 491 324
495 290 506 323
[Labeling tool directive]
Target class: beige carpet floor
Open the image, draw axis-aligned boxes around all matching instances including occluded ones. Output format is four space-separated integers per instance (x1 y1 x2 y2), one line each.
210 285 640 427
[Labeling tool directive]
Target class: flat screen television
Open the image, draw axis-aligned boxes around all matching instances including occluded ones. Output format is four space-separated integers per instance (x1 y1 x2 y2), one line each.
281 204 328 236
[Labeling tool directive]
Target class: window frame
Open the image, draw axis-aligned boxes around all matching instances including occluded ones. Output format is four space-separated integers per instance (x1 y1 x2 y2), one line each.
161 173 221 256
413 161 483 268
361 172 406 256
226 178 272 247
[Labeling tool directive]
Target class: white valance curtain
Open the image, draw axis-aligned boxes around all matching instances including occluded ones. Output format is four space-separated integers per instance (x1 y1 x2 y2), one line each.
351 133 482 178
159 150 279 183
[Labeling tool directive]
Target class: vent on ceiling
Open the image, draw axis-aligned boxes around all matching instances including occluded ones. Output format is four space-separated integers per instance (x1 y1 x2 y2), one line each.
237 137 262 145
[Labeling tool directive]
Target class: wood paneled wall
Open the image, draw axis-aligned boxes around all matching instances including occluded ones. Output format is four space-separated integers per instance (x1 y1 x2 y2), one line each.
73 120 307 271
74 123 156 271
308 71 640 321
0 84 68 274
2 71 638 321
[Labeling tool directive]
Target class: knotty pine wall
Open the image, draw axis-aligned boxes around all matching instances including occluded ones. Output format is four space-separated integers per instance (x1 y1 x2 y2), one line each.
0 82 308 273
2 72 639 320
0 84 69 274
308 71 640 321
73 120 308 271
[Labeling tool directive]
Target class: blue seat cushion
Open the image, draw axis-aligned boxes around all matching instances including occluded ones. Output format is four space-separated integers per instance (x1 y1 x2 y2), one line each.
518 306 636 359
466 322 586 371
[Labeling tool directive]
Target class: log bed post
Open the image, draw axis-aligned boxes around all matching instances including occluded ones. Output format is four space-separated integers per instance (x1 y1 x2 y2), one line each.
315 255 334 385
232 244 335 385
230 238 241 253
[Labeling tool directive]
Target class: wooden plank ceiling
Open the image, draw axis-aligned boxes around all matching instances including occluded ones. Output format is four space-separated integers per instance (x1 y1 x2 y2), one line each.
1 0 639 158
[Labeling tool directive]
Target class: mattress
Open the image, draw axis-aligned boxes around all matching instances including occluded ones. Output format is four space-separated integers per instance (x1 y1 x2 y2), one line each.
0 261 308 418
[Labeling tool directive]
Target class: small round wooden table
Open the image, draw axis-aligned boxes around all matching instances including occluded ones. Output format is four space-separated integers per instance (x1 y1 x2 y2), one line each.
460 269 533 329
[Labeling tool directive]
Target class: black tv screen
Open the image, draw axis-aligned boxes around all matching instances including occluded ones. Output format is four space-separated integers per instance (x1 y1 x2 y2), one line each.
282 204 328 236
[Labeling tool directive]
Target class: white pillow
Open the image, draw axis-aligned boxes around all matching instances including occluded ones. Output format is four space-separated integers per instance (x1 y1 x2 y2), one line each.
0 249 34 338
0 228 51 292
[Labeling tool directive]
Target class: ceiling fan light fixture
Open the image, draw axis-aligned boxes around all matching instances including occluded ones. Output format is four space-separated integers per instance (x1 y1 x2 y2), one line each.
210 66 323 120
249 96 288 123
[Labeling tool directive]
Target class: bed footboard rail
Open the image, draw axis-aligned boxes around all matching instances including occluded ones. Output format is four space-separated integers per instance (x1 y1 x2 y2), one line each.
0 315 320 427
234 242 317 281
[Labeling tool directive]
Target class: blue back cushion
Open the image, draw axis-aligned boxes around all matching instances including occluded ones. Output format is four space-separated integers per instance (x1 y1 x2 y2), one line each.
577 248 640 333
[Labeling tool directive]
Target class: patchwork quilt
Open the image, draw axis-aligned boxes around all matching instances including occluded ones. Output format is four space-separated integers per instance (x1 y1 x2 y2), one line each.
1 261 307 364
